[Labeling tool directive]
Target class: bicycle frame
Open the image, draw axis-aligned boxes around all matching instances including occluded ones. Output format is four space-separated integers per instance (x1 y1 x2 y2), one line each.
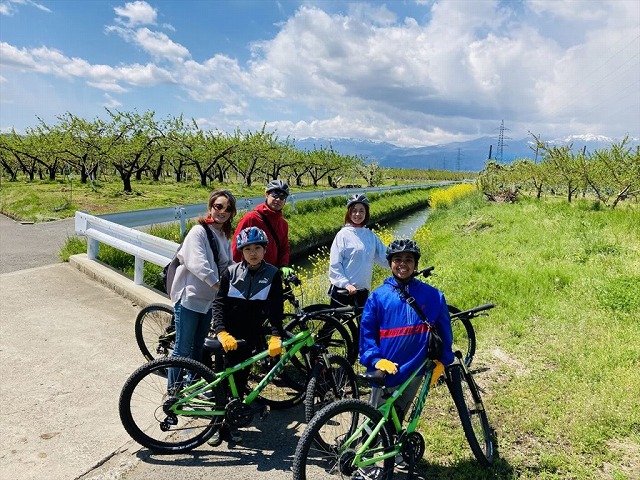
345 358 436 468
168 327 316 417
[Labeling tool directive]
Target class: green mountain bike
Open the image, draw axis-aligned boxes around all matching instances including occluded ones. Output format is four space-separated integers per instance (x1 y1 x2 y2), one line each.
119 309 359 454
292 350 496 479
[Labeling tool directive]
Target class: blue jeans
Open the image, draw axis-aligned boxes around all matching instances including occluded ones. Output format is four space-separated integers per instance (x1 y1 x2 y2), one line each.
168 300 212 389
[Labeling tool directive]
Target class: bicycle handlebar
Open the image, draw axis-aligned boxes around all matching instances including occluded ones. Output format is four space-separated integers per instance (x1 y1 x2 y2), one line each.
412 266 435 278
450 303 495 319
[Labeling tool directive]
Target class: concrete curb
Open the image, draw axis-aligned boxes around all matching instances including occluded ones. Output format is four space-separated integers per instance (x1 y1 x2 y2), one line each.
69 254 171 308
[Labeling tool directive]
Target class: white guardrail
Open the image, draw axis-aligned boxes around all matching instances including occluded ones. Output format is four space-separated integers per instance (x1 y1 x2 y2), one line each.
74 183 454 285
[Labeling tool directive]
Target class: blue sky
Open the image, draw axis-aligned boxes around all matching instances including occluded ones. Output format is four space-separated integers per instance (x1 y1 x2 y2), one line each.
1 0 638 146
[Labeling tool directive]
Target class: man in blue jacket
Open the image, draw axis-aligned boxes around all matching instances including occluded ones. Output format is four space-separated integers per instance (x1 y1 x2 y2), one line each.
359 238 455 419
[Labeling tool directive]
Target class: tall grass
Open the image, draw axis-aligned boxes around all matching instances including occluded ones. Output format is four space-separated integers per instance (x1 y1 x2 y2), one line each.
407 193 639 479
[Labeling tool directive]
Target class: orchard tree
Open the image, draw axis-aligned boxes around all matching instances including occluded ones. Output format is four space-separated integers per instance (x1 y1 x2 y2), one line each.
227 126 278 187
56 112 106 183
103 109 161 193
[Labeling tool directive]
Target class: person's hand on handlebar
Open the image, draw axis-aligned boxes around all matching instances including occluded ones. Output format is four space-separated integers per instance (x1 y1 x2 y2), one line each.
217 331 238 352
375 359 398 374
345 284 358 295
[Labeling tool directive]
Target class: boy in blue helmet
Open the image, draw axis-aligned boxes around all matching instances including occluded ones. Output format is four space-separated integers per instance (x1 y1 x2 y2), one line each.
211 226 285 443
359 238 455 420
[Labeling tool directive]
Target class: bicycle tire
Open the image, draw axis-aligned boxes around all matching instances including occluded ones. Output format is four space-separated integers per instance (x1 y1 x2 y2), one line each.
304 353 360 422
284 314 355 387
448 304 476 369
293 398 395 480
135 303 175 361
119 356 224 453
246 353 306 410
446 364 495 466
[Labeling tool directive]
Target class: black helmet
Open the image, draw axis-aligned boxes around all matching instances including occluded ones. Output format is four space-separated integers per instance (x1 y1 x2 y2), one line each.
386 239 421 263
266 179 289 195
347 193 369 209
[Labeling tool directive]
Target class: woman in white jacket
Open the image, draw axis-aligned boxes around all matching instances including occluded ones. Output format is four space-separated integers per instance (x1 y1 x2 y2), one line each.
168 190 236 388
328 194 388 309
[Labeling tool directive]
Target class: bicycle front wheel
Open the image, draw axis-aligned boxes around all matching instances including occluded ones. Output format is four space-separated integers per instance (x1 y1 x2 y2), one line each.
293 398 395 480
304 353 360 422
449 304 476 368
135 303 175 361
119 357 223 453
446 364 495 466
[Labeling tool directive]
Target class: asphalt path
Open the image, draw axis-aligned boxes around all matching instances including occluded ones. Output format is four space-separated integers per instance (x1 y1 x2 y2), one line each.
0 214 419 480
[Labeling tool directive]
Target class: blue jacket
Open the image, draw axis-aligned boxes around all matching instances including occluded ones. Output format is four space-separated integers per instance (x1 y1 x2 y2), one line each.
359 276 455 387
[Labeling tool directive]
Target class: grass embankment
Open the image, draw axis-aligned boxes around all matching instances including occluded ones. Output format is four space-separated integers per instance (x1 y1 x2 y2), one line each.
396 193 639 479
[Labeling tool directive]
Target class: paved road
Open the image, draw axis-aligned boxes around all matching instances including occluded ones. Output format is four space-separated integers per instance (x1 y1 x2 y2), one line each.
0 215 419 480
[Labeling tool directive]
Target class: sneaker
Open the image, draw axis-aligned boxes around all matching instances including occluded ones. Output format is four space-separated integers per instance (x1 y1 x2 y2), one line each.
352 466 385 480
395 453 407 468
207 428 221 446
227 428 242 443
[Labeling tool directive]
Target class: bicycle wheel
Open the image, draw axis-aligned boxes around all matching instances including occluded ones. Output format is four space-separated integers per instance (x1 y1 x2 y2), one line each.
246 351 306 410
446 364 495 466
135 303 175 361
119 356 224 453
286 314 356 375
448 304 476 369
304 353 360 422
293 398 395 480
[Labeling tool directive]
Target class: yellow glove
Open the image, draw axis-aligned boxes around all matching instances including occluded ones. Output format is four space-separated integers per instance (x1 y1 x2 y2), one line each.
429 360 445 387
217 331 238 352
268 336 282 357
375 359 398 375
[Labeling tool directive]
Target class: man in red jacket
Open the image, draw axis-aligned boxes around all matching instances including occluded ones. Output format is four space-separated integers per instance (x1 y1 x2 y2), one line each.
232 180 293 276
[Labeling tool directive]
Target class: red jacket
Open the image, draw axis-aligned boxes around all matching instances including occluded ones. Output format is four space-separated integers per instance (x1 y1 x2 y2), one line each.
232 202 290 267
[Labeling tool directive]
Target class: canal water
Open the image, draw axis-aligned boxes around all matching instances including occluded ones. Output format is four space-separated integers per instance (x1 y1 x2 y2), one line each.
291 206 431 272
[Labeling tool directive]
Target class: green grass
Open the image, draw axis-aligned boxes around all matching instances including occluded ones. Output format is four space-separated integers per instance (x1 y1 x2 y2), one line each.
392 194 640 479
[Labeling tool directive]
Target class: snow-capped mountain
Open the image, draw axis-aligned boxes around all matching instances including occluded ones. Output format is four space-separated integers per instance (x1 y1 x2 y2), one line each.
294 135 638 172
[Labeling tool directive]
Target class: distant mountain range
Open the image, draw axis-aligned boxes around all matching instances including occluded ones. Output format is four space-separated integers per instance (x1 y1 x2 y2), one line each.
294 134 638 172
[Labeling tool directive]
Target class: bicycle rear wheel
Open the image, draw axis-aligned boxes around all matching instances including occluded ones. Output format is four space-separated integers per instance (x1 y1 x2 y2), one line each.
119 356 223 453
448 304 476 369
446 363 495 466
135 303 175 361
292 398 395 480
304 354 359 422
246 353 306 410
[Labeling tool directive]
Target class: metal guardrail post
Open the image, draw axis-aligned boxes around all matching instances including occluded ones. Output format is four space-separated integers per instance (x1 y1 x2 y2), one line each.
134 257 144 285
87 238 99 260
179 207 187 238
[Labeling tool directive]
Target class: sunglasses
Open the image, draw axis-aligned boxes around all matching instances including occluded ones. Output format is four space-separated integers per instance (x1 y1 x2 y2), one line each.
269 191 288 200
212 203 233 213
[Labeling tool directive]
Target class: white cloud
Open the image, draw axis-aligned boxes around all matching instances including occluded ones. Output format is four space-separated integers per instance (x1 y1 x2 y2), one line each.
134 28 190 62
114 0 156 27
0 0 50 16
87 81 128 93
103 93 122 109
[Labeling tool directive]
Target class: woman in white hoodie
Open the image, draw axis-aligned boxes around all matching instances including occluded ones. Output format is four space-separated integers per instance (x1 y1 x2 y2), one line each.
328 194 388 308
168 189 236 388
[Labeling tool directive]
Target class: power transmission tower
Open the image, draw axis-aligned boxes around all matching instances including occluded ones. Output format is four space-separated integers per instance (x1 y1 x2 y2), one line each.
496 120 510 162
456 148 461 171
